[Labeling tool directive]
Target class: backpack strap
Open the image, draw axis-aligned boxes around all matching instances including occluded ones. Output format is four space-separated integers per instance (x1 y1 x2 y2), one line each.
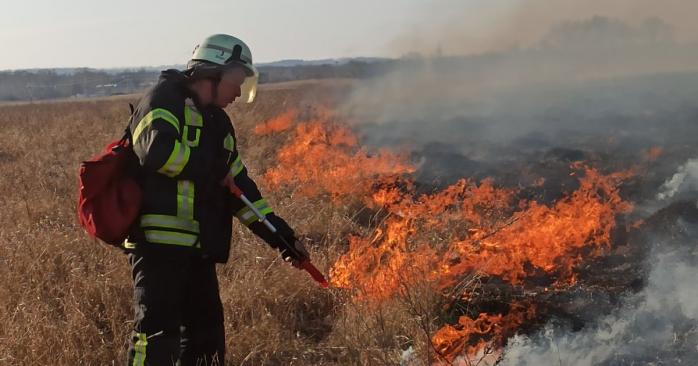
120 103 136 144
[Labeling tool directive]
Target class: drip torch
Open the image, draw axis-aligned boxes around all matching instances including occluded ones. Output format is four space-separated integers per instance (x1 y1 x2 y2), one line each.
227 183 329 288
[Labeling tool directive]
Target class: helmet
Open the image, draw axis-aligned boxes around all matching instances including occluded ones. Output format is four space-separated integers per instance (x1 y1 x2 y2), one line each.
187 34 259 103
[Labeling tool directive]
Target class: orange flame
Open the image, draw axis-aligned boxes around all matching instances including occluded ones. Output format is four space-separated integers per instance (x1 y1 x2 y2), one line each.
259 109 634 362
253 108 298 135
329 165 632 299
330 178 519 301
432 303 536 364
643 146 663 162
438 166 634 288
263 120 414 201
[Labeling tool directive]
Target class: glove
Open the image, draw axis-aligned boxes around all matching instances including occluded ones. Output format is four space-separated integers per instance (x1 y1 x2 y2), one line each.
249 214 308 263
280 237 310 267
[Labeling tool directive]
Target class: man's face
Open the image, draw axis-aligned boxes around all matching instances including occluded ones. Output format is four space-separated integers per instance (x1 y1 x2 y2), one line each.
213 67 247 108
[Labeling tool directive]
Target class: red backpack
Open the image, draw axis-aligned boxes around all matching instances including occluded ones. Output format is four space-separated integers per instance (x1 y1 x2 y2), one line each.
77 108 142 246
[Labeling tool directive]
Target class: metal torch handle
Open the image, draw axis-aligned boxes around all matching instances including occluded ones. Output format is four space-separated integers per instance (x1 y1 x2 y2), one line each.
237 192 278 233
228 184 305 262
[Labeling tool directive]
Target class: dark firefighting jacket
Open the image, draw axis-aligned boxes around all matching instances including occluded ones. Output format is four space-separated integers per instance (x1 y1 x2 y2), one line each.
125 70 292 262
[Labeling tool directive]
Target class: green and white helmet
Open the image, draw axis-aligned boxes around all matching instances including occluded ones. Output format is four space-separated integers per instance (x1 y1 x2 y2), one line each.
188 34 259 103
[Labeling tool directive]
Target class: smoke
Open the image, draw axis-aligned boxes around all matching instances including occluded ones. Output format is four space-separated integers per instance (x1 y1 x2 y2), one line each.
499 0 698 46
341 2 698 178
498 220 698 365
336 3 698 363
658 159 698 201
391 0 698 57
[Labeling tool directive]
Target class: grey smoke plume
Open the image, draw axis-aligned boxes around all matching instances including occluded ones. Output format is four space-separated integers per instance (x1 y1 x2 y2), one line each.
390 0 698 57
343 7 698 169
658 159 698 201
498 223 698 365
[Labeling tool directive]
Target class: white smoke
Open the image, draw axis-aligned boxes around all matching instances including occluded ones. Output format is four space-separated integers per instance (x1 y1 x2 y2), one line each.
499 225 698 366
657 158 698 201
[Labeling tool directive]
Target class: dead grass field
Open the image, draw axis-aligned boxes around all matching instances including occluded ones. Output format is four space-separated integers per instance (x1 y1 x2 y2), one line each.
0 80 436 365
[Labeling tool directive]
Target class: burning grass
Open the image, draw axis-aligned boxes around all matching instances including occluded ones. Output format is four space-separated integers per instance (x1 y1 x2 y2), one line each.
0 80 653 365
263 119 414 201
256 106 636 364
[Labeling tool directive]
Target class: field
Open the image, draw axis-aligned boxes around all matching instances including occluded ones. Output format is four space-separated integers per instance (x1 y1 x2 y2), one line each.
2 75 697 366
0 80 431 365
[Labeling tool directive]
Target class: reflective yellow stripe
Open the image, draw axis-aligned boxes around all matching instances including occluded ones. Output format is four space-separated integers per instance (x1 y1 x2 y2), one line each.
133 332 147 366
235 198 273 226
224 134 235 152
183 107 203 147
140 214 199 233
133 108 180 142
144 230 199 247
177 181 195 220
157 140 191 177
184 106 203 127
238 210 258 226
230 155 245 177
183 125 201 147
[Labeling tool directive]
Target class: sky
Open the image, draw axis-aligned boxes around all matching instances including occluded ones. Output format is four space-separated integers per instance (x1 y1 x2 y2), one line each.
2 0 695 70
0 0 474 70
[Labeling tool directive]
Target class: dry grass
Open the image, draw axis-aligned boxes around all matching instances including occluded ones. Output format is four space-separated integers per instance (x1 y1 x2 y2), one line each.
0 81 437 365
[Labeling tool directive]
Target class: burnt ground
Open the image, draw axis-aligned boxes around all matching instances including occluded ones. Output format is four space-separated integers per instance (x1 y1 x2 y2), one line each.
350 71 698 364
339 133 698 363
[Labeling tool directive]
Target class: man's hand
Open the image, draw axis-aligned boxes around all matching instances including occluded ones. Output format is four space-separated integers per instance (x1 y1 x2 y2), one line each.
282 238 310 268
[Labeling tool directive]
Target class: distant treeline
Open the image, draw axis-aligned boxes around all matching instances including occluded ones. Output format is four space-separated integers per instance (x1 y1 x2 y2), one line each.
258 60 395 83
0 69 157 101
0 60 397 101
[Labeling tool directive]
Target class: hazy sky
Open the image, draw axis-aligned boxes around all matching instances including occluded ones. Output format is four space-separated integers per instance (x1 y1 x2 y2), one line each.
0 0 491 70
2 0 695 70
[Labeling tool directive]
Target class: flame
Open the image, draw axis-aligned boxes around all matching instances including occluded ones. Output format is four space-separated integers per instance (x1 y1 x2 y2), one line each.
330 179 519 301
262 118 414 201
438 166 634 288
329 166 632 298
643 146 663 162
259 109 634 362
253 108 297 135
431 303 536 364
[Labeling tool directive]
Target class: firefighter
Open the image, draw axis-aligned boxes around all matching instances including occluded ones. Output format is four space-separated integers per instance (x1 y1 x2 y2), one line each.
124 34 308 366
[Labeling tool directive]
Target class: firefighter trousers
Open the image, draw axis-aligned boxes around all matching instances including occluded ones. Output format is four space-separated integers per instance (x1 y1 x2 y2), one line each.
126 249 225 366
